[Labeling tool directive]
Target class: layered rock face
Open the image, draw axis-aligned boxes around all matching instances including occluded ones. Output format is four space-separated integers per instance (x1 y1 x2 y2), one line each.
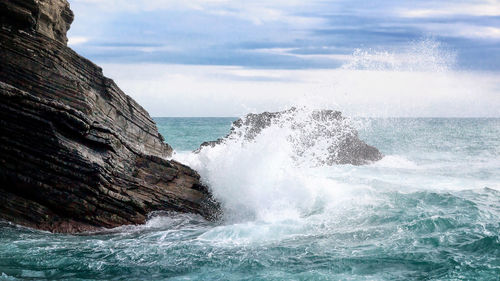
0 0 218 233
197 108 383 165
0 0 73 43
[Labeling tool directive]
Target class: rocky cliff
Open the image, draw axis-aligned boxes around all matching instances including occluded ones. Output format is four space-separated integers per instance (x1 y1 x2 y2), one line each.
0 0 218 233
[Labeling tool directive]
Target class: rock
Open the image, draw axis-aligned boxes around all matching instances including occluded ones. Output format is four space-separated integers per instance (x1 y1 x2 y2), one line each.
0 0 73 43
0 0 219 233
196 108 383 165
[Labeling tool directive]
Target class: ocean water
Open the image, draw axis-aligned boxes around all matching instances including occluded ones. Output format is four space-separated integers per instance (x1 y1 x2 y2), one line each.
155 117 236 151
1 116 499 280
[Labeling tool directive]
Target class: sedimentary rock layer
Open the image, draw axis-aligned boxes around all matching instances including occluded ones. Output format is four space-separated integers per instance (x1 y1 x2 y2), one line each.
0 0 218 233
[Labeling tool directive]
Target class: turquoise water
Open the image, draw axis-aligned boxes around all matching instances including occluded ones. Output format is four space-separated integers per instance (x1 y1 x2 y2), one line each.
1 118 499 280
155 118 236 151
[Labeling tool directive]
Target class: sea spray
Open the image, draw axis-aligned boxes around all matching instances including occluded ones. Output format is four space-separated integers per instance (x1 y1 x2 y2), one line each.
293 38 488 118
172 39 484 225
176 107 381 224
343 39 456 72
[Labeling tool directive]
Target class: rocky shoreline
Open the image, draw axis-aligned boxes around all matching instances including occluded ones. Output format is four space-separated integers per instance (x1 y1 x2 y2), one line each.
0 0 218 233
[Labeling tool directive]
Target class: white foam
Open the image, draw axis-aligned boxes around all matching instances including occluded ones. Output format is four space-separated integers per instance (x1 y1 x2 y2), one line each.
173 107 380 226
371 155 420 169
170 39 498 236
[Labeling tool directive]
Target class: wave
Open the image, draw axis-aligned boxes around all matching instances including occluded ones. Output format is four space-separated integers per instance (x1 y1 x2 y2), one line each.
174 107 382 223
371 155 420 169
172 39 497 224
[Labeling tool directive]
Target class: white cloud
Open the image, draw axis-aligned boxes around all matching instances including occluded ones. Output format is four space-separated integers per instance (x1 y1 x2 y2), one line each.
417 23 500 40
395 1 500 40
69 0 323 27
397 3 500 18
70 0 229 11
67 36 89 46
92 40 498 118
253 48 352 62
456 26 500 40
99 63 500 117
89 45 180 53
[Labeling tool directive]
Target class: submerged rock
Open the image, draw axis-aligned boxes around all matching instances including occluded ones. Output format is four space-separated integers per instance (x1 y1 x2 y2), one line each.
197 108 383 165
0 0 218 233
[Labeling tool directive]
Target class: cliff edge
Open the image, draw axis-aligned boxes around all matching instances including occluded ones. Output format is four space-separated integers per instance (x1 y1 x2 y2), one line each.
0 0 218 233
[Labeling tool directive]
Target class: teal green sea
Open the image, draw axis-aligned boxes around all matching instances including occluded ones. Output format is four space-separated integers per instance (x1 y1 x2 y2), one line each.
1 118 499 280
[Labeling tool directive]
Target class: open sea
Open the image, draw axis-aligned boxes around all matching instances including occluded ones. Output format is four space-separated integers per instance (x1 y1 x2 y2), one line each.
1 117 499 280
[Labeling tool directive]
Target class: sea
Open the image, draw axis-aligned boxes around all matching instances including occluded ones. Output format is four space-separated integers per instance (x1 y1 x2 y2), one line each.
0 116 499 280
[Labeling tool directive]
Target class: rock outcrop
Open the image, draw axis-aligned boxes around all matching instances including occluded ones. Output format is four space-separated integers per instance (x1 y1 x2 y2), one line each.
0 0 218 233
197 108 383 165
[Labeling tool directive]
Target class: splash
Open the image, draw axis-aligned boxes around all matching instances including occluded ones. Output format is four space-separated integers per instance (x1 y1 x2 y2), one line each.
202 108 379 166
173 39 495 226
297 38 493 118
343 38 457 72
176 107 379 223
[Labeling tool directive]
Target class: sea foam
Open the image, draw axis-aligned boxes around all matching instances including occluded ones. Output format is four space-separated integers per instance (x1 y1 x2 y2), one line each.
173 40 451 223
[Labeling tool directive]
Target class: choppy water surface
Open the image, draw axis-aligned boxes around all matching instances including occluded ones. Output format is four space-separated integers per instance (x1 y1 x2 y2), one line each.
1 117 499 280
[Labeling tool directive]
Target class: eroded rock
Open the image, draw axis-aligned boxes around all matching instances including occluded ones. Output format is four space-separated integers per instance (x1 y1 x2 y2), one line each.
197 108 383 166
0 0 219 233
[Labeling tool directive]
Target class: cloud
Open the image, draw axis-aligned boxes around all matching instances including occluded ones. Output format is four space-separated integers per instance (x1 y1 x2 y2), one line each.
99 62 500 117
69 0 229 12
67 0 500 71
253 47 352 62
97 40 500 117
426 24 500 40
69 0 317 26
62 0 500 117
67 36 89 46
397 3 500 18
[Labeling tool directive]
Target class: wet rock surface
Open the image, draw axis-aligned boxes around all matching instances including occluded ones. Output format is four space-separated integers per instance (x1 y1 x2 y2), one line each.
0 0 218 233
197 108 383 165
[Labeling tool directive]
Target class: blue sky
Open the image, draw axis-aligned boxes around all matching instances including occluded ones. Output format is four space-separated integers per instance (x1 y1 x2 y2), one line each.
66 0 500 117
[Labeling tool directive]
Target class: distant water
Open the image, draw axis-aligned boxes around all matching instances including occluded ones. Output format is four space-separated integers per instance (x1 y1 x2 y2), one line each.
155 117 236 151
1 117 499 280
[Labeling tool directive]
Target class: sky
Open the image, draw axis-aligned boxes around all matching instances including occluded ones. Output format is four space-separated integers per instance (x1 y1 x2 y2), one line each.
67 0 500 117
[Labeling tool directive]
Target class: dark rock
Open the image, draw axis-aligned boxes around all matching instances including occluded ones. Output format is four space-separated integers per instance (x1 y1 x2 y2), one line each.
0 0 219 233
0 0 73 44
196 108 383 165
